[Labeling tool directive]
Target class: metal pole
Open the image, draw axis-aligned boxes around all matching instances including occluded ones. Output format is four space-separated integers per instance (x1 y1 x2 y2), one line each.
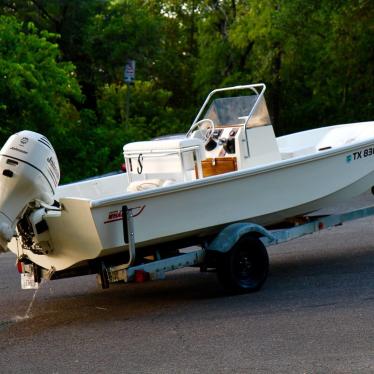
126 83 130 126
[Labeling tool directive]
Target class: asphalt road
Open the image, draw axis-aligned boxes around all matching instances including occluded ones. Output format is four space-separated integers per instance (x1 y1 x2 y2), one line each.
0 195 374 373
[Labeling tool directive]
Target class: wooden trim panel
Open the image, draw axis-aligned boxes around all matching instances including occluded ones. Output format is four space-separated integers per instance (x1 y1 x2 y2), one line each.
200 157 237 177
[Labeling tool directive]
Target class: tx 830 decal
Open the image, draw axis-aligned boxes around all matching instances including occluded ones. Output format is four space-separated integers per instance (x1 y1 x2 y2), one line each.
346 147 374 163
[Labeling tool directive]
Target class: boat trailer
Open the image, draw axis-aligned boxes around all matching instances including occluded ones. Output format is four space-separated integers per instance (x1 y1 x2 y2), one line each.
19 204 374 294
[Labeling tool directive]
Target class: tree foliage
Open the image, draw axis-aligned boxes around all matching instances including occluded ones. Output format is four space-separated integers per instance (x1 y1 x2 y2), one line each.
0 15 81 136
0 0 373 182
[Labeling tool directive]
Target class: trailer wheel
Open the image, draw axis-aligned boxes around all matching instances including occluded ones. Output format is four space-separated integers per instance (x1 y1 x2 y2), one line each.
216 235 269 294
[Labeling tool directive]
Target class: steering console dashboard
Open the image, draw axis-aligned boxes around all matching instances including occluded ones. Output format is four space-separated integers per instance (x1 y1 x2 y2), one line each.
206 126 240 156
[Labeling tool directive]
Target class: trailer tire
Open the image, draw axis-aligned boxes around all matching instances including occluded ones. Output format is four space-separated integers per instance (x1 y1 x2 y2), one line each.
216 235 269 294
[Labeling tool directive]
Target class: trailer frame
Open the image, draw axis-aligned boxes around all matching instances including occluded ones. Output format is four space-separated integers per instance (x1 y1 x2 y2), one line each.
19 204 374 293
99 204 374 293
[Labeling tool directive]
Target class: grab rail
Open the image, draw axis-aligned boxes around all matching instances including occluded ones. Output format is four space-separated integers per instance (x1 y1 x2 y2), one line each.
192 83 267 159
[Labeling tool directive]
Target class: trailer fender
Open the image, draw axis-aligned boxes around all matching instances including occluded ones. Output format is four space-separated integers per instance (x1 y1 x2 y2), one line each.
207 222 275 253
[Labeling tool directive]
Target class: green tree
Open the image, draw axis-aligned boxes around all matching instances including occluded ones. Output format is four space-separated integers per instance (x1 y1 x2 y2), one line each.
85 0 162 85
89 80 186 175
0 0 104 109
0 15 82 137
195 0 374 133
146 0 201 111
1 1 373 182
0 15 89 182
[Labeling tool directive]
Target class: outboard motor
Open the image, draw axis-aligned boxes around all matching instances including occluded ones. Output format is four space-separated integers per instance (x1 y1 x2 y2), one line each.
0 131 60 252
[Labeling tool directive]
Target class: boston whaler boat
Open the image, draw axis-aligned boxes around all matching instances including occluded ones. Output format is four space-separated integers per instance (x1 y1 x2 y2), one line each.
1 83 374 293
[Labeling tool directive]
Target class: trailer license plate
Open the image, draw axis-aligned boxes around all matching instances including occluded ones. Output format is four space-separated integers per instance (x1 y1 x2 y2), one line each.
21 273 39 290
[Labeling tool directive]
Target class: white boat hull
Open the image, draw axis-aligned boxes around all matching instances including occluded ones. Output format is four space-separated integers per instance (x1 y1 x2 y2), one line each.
12 135 374 271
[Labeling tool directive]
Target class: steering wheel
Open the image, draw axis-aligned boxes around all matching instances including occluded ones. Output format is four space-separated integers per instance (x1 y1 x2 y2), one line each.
186 119 215 144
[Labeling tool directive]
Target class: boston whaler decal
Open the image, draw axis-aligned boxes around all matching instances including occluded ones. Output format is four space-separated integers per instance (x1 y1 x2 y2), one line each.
104 205 145 224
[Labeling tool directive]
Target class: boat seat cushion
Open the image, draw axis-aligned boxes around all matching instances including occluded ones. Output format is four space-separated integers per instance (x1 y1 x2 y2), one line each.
127 178 175 192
